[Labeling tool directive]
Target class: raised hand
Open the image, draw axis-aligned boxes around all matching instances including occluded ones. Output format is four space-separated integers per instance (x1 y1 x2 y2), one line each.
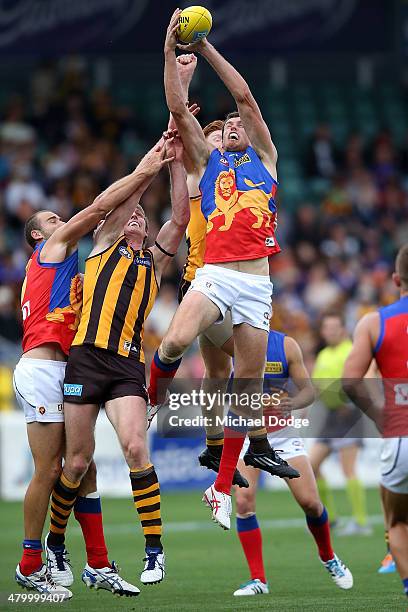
164 8 182 52
140 137 175 176
163 129 184 163
176 53 198 90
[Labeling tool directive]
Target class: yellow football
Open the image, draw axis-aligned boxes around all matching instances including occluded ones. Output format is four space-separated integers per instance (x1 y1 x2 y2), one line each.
178 6 212 44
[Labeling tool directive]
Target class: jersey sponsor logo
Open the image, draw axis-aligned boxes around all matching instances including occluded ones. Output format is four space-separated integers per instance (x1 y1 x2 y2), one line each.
265 236 275 247
134 256 151 268
64 383 83 396
119 246 132 259
394 383 408 405
265 361 283 374
233 152 251 168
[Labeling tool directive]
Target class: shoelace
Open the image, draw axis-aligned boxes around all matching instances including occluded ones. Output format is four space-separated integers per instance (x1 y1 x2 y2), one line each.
270 449 289 466
143 552 160 571
53 548 71 572
326 559 345 578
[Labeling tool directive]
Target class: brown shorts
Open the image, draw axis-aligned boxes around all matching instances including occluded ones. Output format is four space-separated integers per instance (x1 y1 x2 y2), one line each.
177 278 191 304
63 345 147 405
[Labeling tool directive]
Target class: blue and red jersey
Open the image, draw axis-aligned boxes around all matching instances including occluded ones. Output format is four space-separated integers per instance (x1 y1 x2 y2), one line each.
199 146 280 263
263 330 290 433
21 242 82 356
374 295 408 437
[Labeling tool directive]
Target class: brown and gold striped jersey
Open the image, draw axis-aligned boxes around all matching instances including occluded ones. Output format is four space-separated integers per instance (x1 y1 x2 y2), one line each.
73 236 158 362
181 195 207 283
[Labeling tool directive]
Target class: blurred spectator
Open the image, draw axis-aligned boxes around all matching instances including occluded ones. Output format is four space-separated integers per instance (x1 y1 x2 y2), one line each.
305 124 339 179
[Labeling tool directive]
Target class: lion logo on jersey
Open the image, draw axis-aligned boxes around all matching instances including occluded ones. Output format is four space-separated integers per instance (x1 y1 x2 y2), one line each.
45 274 83 331
207 169 274 233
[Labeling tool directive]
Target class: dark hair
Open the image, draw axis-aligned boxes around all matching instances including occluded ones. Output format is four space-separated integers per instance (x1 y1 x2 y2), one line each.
320 310 345 327
222 111 240 138
24 211 43 249
396 244 408 287
225 111 239 122
203 120 224 138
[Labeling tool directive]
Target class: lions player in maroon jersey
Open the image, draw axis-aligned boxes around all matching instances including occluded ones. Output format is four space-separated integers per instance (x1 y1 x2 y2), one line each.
343 245 408 601
14 140 170 598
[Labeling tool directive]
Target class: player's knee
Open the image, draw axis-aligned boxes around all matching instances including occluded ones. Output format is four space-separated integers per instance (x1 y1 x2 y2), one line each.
161 334 188 361
68 454 91 481
204 363 232 379
235 492 256 515
300 497 323 517
83 460 97 490
123 436 147 467
34 460 62 488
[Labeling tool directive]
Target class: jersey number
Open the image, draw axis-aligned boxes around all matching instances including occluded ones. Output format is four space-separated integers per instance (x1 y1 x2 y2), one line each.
22 300 30 321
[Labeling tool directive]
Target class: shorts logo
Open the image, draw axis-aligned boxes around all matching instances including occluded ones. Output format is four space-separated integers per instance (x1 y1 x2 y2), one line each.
265 236 275 247
206 281 213 289
119 246 132 259
38 406 46 415
64 384 83 396
58 404 63 412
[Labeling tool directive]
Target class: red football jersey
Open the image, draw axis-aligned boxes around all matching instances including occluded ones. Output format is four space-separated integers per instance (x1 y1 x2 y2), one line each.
199 147 281 264
374 296 408 437
21 242 82 356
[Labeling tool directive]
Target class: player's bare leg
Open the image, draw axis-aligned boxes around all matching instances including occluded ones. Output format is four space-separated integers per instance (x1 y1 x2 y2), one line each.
198 335 248 488
24 423 64 542
105 396 164 585
148 290 221 411
378 485 396 572
233 462 268 596
382 487 408 594
233 324 299 478
17 423 64 577
309 442 337 525
45 401 140 596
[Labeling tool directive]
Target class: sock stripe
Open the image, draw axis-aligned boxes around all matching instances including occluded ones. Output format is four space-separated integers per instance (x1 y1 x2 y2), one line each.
50 506 70 521
51 491 75 509
135 494 161 509
132 482 160 497
61 473 81 489
130 463 153 474
143 525 162 535
50 518 66 534
139 509 161 521
154 351 182 371
54 481 79 501
248 427 267 438
237 515 259 532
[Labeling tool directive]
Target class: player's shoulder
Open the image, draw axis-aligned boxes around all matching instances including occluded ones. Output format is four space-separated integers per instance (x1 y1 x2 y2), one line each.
283 335 302 360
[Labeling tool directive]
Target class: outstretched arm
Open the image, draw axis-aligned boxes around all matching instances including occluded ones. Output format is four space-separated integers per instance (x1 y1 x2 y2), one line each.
342 313 382 428
187 38 277 177
164 10 208 173
282 336 316 411
41 140 172 262
150 132 190 283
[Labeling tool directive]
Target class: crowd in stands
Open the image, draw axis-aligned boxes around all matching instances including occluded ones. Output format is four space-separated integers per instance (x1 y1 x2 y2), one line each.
0 59 407 410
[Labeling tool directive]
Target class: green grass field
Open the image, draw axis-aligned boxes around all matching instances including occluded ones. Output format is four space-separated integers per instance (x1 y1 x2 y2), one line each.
0 488 405 611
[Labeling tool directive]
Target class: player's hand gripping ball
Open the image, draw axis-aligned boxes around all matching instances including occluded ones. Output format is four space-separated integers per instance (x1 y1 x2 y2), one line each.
178 6 212 44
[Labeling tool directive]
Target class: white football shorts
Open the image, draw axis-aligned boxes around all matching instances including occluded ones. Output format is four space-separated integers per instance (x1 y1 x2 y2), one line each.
380 437 408 494
189 264 273 332
13 358 66 424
